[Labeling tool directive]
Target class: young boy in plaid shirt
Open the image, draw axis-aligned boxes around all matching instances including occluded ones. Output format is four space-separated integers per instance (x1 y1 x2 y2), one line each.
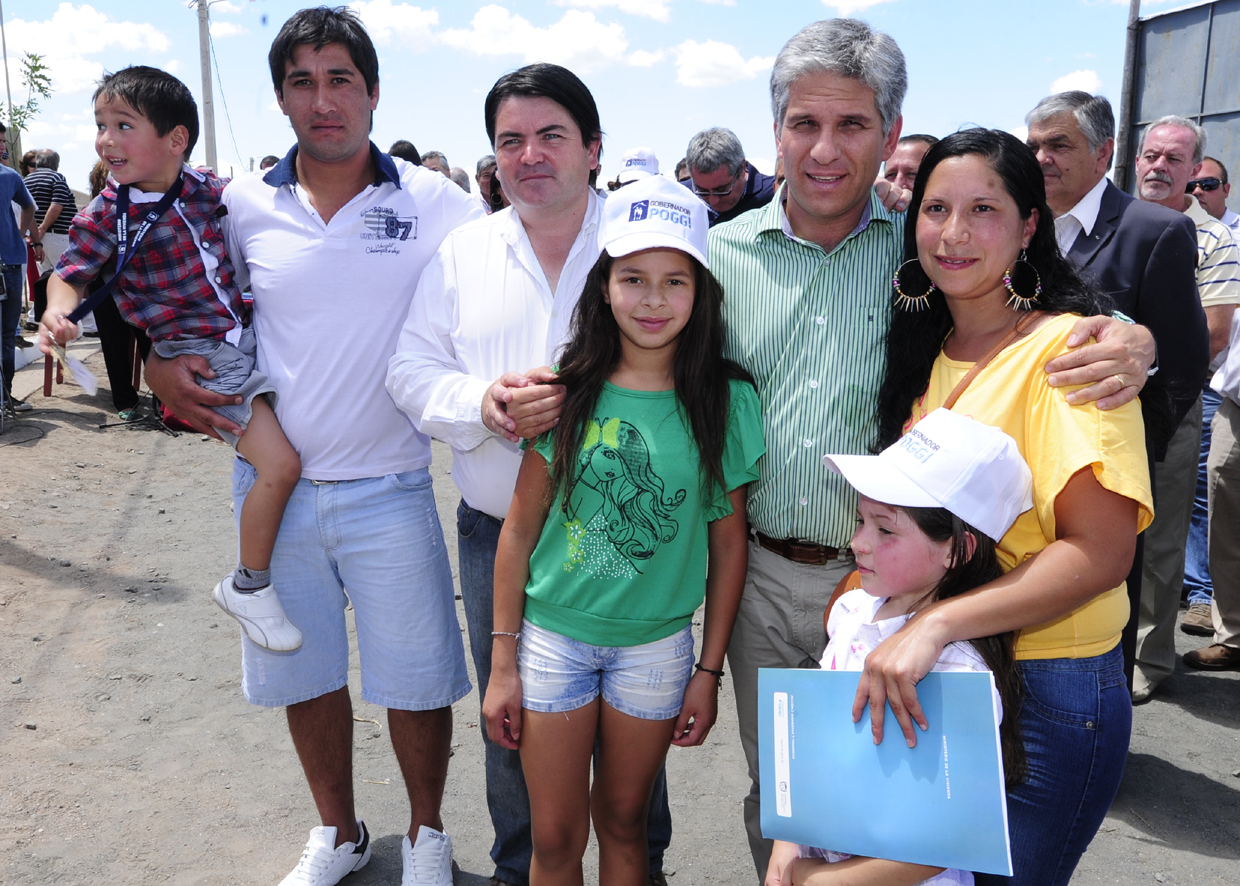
41 66 302 652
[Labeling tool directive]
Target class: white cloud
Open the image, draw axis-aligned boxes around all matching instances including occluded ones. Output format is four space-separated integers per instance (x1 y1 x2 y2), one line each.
1009 125 1029 143
351 0 438 49
1050 69 1102 94
165 59 183 75
698 0 738 6
822 0 896 16
210 21 249 38
4 3 171 95
441 6 630 73
673 40 774 88
553 0 671 23
628 49 666 67
210 1 247 13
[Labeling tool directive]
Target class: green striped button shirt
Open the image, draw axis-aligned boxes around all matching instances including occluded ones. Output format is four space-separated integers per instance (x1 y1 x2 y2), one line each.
711 189 905 549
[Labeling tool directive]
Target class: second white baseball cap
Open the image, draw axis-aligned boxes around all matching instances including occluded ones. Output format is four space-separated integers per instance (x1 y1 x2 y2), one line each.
617 146 660 184
823 408 1034 543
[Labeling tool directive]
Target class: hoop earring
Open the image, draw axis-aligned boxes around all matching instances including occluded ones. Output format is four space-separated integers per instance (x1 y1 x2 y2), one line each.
893 259 936 312
1004 249 1042 312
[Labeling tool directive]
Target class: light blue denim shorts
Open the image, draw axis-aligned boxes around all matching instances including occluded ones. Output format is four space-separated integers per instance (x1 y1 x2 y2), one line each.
232 460 472 711
517 619 695 720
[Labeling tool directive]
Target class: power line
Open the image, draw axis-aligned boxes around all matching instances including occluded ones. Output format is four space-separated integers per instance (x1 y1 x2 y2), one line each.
208 33 244 171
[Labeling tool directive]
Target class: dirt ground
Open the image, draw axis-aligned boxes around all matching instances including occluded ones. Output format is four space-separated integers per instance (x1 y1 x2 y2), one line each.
3 337 1239 885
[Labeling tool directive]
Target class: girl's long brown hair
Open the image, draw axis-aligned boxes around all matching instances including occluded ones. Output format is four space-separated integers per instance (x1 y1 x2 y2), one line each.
902 506 1028 788
546 250 754 511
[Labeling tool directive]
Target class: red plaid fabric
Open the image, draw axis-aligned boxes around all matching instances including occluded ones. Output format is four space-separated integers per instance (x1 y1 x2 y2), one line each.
56 168 248 342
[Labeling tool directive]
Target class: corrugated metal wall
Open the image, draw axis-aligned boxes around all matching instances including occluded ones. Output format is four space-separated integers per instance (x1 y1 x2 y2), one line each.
1127 0 1240 191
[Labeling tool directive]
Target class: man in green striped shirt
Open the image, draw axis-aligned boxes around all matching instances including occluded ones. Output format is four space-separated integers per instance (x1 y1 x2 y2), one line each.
712 19 1157 878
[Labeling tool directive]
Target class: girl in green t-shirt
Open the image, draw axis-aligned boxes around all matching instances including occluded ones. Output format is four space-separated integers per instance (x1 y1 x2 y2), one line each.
483 176 763 885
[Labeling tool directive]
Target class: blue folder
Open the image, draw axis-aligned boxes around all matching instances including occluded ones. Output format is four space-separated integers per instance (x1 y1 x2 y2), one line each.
758 668 1012 876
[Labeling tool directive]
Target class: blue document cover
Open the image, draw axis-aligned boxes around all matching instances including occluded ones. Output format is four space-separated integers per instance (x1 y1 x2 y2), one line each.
758 668 1011 876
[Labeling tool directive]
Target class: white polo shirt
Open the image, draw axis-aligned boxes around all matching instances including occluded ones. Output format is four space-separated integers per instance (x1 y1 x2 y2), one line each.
224 143 482 480
386 189 605 519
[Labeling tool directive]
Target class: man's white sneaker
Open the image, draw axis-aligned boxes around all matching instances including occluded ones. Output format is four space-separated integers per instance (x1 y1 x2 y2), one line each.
401 825 453 886
279 820 371 886
214 573 303 651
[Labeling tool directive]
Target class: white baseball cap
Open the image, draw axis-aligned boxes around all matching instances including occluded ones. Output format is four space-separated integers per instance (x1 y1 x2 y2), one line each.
822 408 1034 542
617 146 660 184
600 174 710 268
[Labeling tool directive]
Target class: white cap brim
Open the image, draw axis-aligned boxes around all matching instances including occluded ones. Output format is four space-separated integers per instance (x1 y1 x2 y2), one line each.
605 230 709 269
823 453 941 509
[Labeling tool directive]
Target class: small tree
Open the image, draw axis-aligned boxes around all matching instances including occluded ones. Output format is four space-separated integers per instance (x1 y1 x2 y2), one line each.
3 53 53 168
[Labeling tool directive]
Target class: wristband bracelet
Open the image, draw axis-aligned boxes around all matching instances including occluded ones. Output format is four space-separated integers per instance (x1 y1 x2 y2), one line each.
492 630 522 641
29 241 41 247
694 662 725 684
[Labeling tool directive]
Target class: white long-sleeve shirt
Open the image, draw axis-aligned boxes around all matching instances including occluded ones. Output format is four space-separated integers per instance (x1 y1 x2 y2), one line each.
386 190 605 518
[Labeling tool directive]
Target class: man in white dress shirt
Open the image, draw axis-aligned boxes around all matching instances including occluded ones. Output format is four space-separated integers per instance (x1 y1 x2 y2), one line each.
386 63 673 886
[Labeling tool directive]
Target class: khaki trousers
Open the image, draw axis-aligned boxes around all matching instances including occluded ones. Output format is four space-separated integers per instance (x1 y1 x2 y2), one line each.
726 539 853 882
1208 397 1240 648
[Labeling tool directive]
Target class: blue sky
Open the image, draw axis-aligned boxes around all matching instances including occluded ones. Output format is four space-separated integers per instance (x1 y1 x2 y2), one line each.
1 0 1184 194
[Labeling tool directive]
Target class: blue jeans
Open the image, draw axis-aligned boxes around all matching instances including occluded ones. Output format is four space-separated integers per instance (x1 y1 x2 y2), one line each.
975 645 1131 886
1184 386 1221 605
1 263 25 399
457 500 671 884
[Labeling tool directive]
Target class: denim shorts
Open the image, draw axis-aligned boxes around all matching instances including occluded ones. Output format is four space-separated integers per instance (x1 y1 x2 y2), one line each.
517 620 694 720
154 326 276 449
232 460 472 710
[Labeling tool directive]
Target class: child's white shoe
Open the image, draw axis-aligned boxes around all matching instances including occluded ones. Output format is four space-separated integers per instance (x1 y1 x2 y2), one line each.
213 573 302 651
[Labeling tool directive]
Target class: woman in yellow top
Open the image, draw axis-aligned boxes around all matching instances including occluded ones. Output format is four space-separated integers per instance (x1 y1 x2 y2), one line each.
860 129 1154 886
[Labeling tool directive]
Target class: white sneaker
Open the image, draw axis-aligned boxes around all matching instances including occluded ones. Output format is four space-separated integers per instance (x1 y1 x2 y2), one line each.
401 825 453 886
213 573 303 651
279 820 371 886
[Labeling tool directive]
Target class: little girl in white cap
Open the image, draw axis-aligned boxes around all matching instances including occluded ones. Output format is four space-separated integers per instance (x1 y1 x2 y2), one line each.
482 175 765 884
768 408 1034 886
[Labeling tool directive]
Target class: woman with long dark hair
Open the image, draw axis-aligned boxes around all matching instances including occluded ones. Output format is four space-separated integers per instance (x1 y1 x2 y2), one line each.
858 129 1154 886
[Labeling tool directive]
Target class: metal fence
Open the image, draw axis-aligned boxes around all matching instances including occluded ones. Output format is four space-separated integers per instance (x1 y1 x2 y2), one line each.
1120 0 1240 193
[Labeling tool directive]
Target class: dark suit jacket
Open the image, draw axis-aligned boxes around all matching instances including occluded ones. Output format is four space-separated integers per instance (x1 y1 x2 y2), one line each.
1067 181 1208 454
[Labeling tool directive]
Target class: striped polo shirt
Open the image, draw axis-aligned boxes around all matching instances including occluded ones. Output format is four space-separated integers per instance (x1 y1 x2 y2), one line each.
712 189 904 549
1186 196 1240 310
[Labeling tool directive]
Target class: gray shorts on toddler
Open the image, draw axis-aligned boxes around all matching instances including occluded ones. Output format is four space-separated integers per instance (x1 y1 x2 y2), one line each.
153 326 276 448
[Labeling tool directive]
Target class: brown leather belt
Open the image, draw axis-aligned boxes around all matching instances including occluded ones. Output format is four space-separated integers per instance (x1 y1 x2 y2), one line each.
752 529 840 566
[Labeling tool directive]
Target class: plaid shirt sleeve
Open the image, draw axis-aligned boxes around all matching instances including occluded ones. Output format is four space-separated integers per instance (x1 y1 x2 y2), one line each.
55 194 116 288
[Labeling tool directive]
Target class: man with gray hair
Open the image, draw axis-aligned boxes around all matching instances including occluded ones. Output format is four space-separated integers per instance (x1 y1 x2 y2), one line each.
1026 94 1208 702
708 29 1155 881
474 154 497 214
23 147 76 273
684 126 775 225
449 166 471 193
421 150 450 177
1133 116 1240 677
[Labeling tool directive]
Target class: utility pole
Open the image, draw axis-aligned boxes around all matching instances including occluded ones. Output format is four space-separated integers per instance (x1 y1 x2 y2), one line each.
198 0 218 171
1114 0 1142 193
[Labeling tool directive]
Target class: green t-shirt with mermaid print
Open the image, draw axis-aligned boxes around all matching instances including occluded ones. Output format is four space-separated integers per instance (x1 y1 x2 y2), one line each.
525 378 765 647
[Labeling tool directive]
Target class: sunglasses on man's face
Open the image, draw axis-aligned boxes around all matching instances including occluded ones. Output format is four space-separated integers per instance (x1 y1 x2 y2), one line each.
1187 177 1223 193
